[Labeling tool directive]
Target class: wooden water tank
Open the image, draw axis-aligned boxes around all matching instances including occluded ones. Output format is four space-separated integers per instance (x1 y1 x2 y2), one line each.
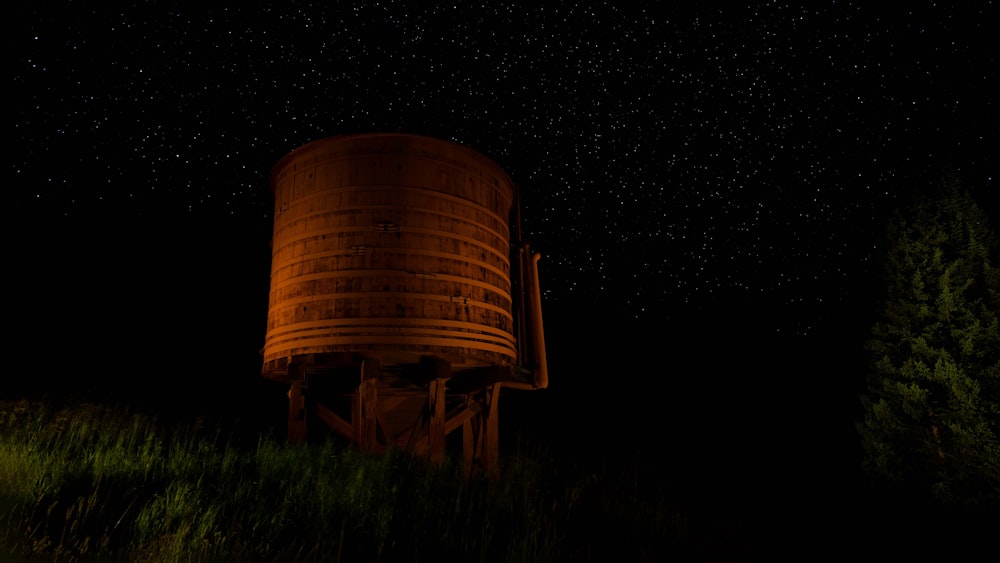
262 133 517 379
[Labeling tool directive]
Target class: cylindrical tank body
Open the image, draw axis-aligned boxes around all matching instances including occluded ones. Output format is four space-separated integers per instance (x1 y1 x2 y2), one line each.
262 133 517 378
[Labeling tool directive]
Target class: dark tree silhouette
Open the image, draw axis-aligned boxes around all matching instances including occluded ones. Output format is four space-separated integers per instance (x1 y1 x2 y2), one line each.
859 174 1000 505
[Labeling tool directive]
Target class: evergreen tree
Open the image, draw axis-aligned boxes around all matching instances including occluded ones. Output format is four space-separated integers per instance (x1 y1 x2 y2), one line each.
859 175 1000 505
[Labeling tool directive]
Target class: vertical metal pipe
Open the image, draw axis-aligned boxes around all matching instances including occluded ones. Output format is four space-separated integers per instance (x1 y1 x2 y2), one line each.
524 243 548 389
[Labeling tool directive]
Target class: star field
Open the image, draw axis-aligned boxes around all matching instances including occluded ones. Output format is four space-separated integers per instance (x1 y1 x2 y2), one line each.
14 2 997 336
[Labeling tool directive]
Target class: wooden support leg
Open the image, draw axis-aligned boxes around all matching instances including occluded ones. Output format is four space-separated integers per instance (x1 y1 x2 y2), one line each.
462 383 502 479
287 378 307 443
355 359 380 453
463 404 475 475
481 383 501 480
425 358 451 464
428 371 449 464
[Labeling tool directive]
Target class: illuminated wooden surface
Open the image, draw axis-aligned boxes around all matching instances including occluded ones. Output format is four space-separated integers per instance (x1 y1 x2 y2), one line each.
263 133 517 374
261 133 547 478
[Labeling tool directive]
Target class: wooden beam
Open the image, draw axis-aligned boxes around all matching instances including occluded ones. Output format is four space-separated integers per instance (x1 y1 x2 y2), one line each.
315 402 355 442
428 378 446 463
375 409 393 447
481 383 501 480
287 379 307 443
462 383 501 479
355 359 380 452
463 409 474 474
445 402 482 435
427 358 450 464
411 401 474 456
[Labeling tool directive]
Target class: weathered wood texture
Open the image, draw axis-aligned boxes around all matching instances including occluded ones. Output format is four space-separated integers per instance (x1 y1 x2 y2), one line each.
287 357 502 477
262 133 517 375
262 134 545 477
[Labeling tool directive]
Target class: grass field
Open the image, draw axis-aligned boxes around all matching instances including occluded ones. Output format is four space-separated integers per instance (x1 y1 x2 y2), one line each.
3 394 995 561
0 398 713 562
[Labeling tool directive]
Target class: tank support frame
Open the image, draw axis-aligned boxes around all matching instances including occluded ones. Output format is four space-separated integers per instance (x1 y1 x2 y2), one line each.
283 353 510 479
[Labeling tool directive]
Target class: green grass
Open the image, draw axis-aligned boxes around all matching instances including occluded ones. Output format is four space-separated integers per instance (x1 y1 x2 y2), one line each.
0 398 696 562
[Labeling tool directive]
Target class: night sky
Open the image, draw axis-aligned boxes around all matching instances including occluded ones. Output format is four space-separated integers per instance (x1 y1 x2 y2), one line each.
10 2 999 471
